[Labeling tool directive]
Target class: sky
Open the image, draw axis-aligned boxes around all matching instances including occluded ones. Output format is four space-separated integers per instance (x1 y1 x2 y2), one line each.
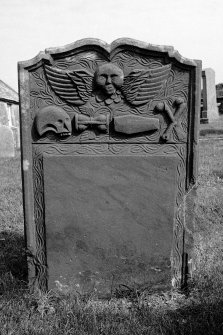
0 0 222 91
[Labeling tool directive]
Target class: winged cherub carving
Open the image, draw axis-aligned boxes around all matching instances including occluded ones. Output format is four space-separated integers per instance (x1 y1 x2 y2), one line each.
44 62 171 111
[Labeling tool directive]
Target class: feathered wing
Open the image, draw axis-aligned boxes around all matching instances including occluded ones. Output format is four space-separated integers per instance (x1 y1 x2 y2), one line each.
44 65 94 106
122 64 171 106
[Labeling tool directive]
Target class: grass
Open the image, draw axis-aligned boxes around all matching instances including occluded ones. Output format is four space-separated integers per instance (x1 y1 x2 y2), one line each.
1 134 223 334
0 155 26 285
199 116 223 137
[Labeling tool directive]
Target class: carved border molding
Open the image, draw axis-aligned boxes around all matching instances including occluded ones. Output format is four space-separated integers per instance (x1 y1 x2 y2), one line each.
19 38 200 69
32 143 186 290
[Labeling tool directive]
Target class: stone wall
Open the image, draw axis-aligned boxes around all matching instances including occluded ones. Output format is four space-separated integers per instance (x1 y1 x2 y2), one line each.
0 80 20 154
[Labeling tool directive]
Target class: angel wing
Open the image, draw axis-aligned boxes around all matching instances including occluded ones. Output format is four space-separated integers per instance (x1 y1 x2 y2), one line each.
44 64 94 106
122 64 171 106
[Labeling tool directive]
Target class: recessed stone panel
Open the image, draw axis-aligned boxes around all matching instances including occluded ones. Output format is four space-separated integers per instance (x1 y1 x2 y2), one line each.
43 154 178 293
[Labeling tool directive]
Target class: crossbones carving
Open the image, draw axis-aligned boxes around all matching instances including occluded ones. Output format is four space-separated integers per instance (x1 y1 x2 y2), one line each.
155 98 186 141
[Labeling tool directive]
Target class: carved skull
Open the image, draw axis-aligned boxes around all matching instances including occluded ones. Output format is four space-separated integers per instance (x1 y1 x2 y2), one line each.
35 105 72 137
95 63 124 96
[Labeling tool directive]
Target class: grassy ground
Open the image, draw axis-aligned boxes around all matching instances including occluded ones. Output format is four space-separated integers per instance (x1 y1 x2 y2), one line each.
199 115 223 137
1 134 223 334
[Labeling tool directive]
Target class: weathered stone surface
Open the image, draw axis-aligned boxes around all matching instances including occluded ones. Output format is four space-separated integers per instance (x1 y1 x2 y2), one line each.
0 125 14 157
201 68 219 122
18 38 201 293
44 154 178 293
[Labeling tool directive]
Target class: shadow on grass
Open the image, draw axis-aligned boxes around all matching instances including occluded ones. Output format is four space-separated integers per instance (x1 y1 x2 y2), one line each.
157 300 223 335
0 230 27 292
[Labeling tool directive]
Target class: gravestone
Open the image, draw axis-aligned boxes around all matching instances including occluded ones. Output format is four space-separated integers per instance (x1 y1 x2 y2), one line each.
201 68 218 123
18 38 201 295
0 125 15 157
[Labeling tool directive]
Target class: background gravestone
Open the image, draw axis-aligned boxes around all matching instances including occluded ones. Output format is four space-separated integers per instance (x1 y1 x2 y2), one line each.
216 83 223 114
201 68 218 123
18 38 201 295
0 125 15 157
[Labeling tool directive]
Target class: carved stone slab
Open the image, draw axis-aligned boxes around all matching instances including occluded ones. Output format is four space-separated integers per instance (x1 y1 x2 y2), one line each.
18 38 201 294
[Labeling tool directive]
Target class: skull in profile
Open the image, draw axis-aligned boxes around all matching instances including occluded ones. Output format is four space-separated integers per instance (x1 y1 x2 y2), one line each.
35 105 71 137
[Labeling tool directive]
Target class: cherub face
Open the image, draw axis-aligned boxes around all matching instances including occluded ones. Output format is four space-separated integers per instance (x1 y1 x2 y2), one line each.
95 63 124 96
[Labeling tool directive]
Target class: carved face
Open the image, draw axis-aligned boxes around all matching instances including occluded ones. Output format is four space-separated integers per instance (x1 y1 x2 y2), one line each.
95 63 124 96
35 106 71 137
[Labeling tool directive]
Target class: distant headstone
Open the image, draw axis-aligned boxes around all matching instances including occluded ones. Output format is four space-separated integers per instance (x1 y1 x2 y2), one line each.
201 68 218 123
18 39 201 295
216 83 223 114
0 125 15 157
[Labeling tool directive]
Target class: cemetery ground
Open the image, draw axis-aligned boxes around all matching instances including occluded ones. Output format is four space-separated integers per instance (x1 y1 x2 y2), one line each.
1 129 223 334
